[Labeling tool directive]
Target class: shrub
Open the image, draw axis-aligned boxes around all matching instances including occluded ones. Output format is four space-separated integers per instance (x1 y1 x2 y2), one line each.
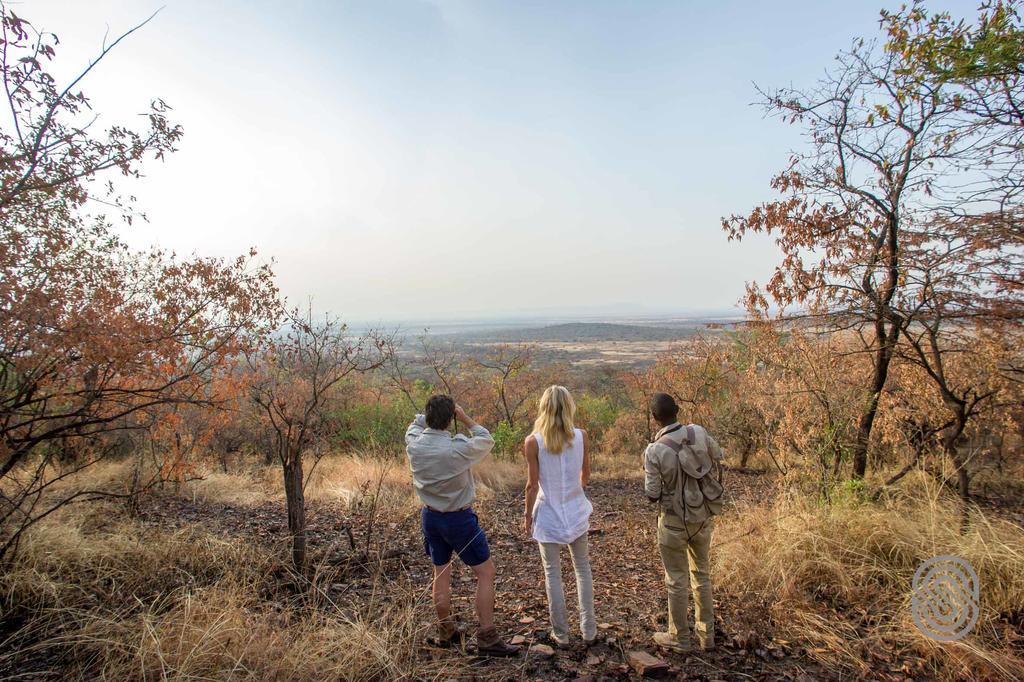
491 420 525 457
333 399 410 451
576 393 618 447
603 410 650 457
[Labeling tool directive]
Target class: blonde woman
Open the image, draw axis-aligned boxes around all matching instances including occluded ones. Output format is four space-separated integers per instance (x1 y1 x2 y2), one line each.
524 385 596 646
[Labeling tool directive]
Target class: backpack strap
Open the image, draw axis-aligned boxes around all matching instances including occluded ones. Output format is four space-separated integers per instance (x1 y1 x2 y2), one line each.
656 425 695 454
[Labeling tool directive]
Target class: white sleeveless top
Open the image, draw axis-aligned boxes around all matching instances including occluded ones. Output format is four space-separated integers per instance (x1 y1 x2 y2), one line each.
531 428 593 544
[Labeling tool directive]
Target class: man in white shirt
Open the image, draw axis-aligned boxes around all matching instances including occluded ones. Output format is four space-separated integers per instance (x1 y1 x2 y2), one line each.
406 395 519 657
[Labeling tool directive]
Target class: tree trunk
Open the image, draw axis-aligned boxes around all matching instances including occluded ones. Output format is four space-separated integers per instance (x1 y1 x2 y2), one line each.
283 449 306 571
942 428 970 502
851 322 897 479
852 397 880 479
956 457 970 502
127 451 144 516
830 440 843 479
739 441 752 469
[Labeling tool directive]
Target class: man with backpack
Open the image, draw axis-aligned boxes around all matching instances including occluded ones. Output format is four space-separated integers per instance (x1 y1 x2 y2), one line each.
643 393 726 654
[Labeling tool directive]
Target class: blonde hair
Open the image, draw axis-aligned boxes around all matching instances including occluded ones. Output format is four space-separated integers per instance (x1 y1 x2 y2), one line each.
533 385 577 454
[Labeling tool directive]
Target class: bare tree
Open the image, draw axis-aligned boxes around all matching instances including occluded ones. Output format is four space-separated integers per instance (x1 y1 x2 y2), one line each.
882 1 1024 219
895 236 1017 500
875 3 1024 497
723 36 960 479
420 334 464 399
474 343 539 430
248 307 393 570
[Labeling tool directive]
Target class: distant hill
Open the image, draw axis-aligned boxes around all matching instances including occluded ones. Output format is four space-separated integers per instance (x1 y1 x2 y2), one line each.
457 322 696 343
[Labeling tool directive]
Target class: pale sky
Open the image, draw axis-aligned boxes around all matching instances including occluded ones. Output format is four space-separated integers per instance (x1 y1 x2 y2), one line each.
28 0 970 323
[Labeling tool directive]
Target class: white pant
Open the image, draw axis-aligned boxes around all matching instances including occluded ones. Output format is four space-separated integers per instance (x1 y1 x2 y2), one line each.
538 533 597 643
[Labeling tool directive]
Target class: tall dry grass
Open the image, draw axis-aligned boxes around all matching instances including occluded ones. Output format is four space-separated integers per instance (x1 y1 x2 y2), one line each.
88 580 439 680
0 450 526 680
182 452 523 510
0 501 461 680
6 448 1022 680
591 450 644 479
714 472 1024 681
0 450 497 680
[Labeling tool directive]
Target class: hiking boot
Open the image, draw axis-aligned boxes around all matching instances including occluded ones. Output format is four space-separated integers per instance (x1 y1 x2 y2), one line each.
653 631 691 654
476 627 520 657
432 620 464 648
698 634 715 652
548 631 572 649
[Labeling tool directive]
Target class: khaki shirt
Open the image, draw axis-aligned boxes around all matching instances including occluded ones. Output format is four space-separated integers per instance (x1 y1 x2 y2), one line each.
643 422 724 520
405 415 495 511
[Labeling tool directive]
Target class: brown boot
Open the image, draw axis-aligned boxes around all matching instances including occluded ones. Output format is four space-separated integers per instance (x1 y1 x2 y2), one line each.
653 631 691 654
431 619 464 648
476 627 520 657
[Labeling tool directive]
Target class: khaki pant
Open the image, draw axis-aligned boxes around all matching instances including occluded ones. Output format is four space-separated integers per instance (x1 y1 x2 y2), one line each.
657 514 714 646
538 533 597 643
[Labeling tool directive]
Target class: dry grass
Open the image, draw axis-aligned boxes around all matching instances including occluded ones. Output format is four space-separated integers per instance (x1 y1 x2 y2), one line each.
183 452 523 509
0 451 526 680
87 582 439 680
0 499 460 680
0 450 471 679
1 506 268 676
6 451 1023 680
714 472 1024 681
591 450 644 479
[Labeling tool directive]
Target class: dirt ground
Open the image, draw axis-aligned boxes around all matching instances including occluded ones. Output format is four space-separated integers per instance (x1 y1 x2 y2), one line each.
133 471 853 681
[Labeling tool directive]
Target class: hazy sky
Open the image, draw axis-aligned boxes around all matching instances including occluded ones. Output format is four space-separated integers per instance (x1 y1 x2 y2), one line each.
29 0 968 323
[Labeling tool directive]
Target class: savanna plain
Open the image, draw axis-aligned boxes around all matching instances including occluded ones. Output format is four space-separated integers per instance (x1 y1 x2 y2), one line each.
3 326 1023 681
3 1 1024 680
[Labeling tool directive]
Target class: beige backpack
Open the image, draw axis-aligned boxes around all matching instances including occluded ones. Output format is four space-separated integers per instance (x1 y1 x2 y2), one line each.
656 424 725 524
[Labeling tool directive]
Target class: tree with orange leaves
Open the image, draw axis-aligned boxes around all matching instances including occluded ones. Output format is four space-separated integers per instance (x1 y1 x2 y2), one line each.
723 4 1023 481
0 5 279 563
247 307 393 571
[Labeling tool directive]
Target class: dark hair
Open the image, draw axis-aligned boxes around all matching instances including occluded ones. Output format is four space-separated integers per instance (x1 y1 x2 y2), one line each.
650 392 679 424
425 394 456 430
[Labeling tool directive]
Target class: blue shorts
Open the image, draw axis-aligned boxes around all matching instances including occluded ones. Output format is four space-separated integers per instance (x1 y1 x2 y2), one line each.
421 507 491 567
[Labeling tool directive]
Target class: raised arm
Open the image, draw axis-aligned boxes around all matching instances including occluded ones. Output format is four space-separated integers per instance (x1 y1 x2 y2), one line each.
405 414 427 445
450 405 494 463
523 435 540 535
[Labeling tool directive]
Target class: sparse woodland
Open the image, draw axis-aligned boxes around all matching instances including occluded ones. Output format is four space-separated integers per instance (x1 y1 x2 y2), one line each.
1 2 1023 680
